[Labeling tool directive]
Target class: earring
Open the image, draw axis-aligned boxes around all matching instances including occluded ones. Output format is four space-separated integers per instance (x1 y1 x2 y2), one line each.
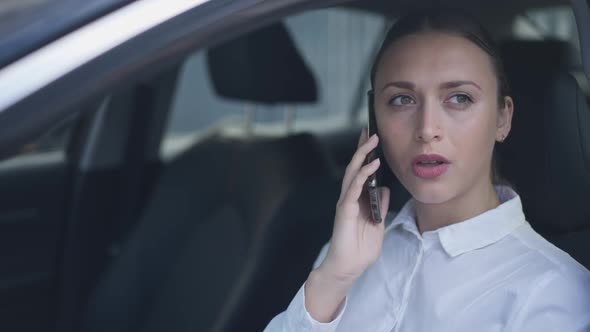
500 134 506 142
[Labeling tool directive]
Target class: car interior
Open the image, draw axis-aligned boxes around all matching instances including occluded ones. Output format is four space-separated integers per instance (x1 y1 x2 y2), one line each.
80 2 590 332
0 0 589 332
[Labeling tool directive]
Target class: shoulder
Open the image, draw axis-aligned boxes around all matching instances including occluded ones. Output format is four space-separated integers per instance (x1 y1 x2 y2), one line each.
505 225 590 330
508 262 590 330
508 223 590 278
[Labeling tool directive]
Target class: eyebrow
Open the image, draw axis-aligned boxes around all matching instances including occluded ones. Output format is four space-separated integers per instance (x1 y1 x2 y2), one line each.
380 80 482 92
440 80 482 91
380 81 415 92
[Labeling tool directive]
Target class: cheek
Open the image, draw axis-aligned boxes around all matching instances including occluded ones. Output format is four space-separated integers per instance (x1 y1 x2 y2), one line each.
375 112 412 168
449 109 497 166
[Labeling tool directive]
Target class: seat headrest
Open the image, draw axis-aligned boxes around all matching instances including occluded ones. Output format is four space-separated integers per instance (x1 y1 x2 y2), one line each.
497 67 590 234
206 23 317 104
500 39 574 71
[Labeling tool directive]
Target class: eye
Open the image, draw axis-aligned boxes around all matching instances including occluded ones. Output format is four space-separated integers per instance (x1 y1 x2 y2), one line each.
447 93 473 104
390 95 416 106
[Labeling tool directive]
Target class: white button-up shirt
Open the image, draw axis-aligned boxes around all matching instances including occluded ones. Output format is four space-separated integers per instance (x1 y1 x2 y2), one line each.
264 187 590 332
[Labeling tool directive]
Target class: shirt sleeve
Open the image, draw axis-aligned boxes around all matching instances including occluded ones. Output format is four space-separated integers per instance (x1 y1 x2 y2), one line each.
508 269 590 332
263 242 349 332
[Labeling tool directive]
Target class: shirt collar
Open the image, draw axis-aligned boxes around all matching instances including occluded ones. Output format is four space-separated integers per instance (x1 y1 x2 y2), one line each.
384 186 527 257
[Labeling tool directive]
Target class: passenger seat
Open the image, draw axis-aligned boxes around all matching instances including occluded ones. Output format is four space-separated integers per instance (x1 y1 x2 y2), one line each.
82 23 340 332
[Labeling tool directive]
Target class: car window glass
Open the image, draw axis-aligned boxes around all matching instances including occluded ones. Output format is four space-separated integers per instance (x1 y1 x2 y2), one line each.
512 5 589 97
281 9 387 131
161 8 387 159
513 5 580 64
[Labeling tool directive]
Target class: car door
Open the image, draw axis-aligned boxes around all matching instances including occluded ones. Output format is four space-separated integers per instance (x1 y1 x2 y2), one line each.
0 114 86 332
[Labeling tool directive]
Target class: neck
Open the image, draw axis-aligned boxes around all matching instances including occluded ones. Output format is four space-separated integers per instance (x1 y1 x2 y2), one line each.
415 180 500 234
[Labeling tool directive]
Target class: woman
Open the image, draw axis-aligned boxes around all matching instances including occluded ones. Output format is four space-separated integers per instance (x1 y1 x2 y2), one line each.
265 9 590 332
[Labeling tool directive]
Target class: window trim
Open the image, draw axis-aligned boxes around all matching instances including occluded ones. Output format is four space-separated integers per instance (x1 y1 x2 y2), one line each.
0 0 210 112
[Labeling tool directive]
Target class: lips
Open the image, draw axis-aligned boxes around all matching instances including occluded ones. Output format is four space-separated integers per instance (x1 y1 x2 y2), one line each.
412 154 450 179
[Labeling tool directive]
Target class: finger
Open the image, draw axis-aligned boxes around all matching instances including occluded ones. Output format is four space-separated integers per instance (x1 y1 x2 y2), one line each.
340 130 367 198
341 158 380 205
379 186 390 223
341 134 379 195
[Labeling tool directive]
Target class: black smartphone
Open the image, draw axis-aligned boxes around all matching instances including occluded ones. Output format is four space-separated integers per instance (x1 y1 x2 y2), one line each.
365 90 382 223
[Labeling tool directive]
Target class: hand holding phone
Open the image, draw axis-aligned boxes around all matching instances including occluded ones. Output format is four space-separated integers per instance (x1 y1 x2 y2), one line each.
365 90 382 223
305 107 391 319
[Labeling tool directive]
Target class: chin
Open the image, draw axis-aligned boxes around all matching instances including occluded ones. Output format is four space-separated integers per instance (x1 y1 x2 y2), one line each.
403 178 456 205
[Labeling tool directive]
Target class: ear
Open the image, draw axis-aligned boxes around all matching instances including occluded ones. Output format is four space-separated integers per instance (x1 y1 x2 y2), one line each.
496 96 514 142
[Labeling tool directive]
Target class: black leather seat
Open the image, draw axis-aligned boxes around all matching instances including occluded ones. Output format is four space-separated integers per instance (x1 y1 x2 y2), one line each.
82 23 339 332
498 40 590 269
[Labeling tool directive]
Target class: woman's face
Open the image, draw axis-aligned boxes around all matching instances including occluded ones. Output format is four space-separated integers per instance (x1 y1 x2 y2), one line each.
374 31 513 204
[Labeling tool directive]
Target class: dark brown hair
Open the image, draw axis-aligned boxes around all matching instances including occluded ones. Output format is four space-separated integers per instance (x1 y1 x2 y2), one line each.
370 8 511 185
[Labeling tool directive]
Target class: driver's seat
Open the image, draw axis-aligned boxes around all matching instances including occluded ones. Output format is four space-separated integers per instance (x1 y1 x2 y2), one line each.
498 40 590 269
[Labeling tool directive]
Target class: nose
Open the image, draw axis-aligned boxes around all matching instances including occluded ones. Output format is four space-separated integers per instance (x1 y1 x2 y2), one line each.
415 102 443 143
